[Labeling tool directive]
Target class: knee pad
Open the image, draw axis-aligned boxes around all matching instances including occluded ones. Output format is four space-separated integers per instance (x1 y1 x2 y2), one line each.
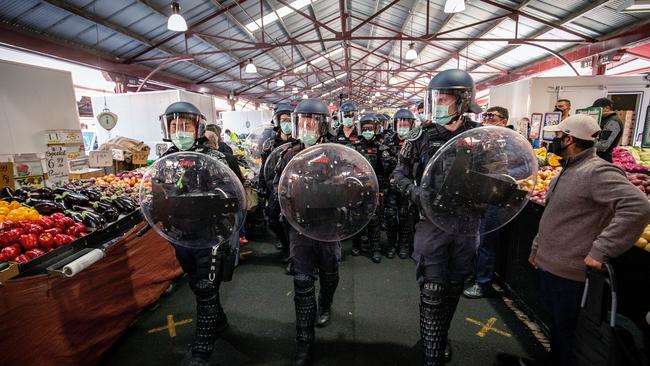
193 279 218 300
421 282 446 305
294 274 315 296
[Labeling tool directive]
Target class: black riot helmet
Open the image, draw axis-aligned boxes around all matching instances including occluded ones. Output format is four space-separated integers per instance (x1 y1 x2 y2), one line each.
338 101 358 128
273 102 294 125
159 102 207 149
358 114 381 139
393 108 416 137
424 69 476 126
292 99 331 146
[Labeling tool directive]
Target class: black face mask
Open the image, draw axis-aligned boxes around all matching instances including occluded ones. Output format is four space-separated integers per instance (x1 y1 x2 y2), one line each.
548 136 571 156
553 108 562 113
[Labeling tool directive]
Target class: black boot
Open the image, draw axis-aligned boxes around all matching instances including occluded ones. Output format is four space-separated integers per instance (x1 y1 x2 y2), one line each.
443 281 463 363
420 282 448 366
369 216 382 264
372 250 382 263
294 275 316 366
398 206 412 260
398 245 409 259
352 235 361 256
189 281 228 362
386 246 396 259
317 272 339 327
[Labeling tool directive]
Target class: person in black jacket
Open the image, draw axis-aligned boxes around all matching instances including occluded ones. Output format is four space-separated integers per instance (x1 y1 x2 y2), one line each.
592 98 624 163
159 102 244 366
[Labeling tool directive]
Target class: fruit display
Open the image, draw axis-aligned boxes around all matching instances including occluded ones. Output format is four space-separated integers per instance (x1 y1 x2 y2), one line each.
625 172 650 196
92 171 143 188
0 200 41 222
519 166 562 206
634 224 650 252
0 213 88 264
612 147 648 172
534 148 562 167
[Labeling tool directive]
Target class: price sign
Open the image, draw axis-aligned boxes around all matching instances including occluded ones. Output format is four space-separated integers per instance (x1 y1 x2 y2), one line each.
132 151 149 165
45 146 69 178
88 151 112 167
46 175 68 188
0 162 15 191
112 149 125 161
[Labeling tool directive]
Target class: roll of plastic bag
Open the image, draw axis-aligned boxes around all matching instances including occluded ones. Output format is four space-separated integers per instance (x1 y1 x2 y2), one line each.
62 249 105 277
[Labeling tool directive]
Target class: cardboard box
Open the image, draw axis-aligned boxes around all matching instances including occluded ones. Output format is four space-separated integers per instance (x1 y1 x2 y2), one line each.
68 168 105 180
0 262 19 283
45 129 83 145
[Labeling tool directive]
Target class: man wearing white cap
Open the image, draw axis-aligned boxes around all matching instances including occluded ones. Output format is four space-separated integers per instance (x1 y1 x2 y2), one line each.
525 114 650 366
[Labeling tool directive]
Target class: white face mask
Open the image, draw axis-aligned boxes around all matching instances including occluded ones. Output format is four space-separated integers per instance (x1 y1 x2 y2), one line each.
171 131 195 150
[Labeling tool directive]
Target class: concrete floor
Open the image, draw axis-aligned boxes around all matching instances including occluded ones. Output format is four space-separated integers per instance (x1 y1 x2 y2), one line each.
99 235 547 366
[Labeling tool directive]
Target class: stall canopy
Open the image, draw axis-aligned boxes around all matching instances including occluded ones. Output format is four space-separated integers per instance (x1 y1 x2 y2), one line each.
1 0 650 109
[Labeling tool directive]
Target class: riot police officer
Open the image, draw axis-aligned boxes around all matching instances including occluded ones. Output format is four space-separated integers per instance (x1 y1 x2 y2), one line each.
392 70 480 366
382 109 416 259
351 114 385 263
272 99 339 366
260 102 295 262
336 101 360 146
159 102 245 366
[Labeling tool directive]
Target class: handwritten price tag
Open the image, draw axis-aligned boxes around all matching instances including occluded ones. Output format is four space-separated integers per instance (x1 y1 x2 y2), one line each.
45 146 69 177
132 151 149 165
0 162 15 190
89 151 112 167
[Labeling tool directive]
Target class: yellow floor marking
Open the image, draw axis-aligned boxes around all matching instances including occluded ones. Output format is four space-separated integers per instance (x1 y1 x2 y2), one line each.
147 314 193 338
465 317 512 338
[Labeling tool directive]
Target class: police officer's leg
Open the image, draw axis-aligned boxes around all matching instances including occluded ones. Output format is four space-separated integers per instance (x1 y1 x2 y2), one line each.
174 246 228 365
368 213 382 263
397 199 412 259
289 228 318 366
316 241 342 327
384 206 398 258
413 221 453 366
351 231 362 256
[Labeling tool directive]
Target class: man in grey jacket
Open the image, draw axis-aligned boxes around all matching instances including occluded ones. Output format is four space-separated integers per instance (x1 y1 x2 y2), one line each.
592 97 624 163
527 114 650 366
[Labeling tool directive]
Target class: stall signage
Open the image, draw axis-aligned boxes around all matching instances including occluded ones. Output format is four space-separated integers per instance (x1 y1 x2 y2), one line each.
0 162 15 191
68 158 90 173
132 151 149 165
46 175 69 188
45 146 69 178
112 149 125 161
88 151 113 167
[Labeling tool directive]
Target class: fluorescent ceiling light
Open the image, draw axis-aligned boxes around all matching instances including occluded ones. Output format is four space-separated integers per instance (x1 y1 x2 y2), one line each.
405 43 418 61
246 0 320 32
244 59 257 74
619 0 650 12
167 2 188 32
444 0 466 13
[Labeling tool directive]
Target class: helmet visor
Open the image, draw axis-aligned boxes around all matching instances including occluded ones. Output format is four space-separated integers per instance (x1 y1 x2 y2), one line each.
294 113 328 146
424 89 470 126
161 113 204 141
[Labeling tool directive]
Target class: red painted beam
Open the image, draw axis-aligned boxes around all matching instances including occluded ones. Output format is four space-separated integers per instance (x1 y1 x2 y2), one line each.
0 24 229 98
476 23 650 91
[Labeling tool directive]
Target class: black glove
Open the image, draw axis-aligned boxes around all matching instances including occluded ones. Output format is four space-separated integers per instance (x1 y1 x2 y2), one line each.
408 185 422 207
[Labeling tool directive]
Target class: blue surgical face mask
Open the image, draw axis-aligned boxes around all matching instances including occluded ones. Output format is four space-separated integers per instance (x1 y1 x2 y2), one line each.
433 105 453 126
397 127 410 137
171 131 195 150
302 132 317 146
362 130 375 141
418 114 427 123
280 121 292 134
343 117 354 128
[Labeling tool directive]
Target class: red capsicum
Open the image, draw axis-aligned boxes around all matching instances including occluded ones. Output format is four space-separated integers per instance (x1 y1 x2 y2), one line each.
36 217 54 229
38 232 55 250
19 233 38 250
1 244 21 261
25 248 45 259
14 254 29 263
28 223 44 235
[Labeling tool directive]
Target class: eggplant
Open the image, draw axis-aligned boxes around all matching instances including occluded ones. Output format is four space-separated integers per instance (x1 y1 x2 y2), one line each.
1 187 14 198
65 210 84 223
25 199 65 215
101 208 119 223
112 196 136 213
28 187 54 199
13 188 30 198
92 201 114 213
53 187 76 195
81 211 104 229
82 189 102 201
60 192 90 207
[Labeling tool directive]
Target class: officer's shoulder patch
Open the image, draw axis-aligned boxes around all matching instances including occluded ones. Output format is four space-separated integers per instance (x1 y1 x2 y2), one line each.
405 126 422 141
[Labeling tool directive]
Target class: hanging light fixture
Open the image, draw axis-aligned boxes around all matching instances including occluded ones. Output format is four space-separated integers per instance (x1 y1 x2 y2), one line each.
276 79 285 87
389 74 398 85
444 0 466 13
244 59 257 74
302 93 309 100
167 2 188 32
374 91 381 97
405 43 418 61
292 87 299 94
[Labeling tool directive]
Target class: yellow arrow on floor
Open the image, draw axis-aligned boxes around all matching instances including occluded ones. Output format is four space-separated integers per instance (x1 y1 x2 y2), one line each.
465 317 512 338
147 314 192 338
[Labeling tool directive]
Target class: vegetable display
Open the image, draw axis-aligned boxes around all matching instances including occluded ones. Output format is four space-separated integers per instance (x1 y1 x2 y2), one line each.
613 147 648 172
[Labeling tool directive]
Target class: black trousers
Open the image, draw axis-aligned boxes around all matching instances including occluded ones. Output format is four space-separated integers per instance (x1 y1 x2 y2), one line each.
538 268 585 366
